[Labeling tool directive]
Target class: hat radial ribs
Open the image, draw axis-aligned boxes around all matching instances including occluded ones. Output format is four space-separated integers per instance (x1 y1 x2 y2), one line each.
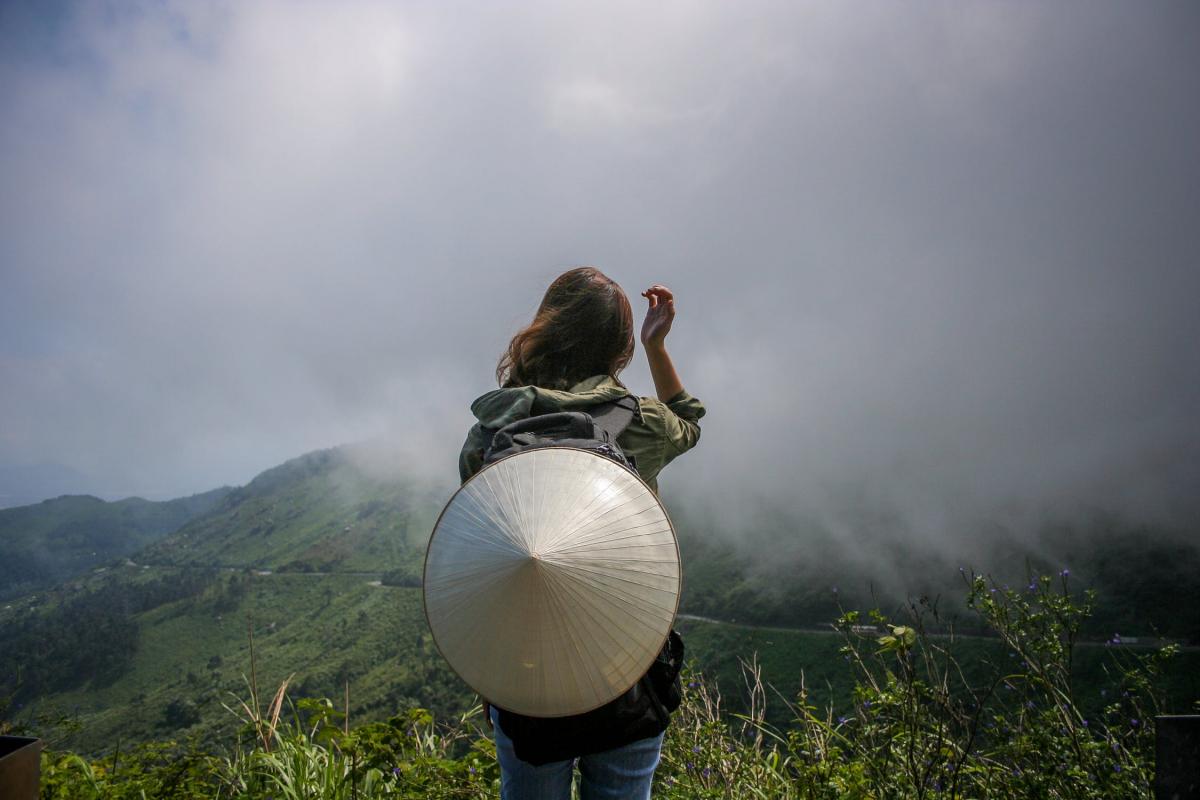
424 448 679 717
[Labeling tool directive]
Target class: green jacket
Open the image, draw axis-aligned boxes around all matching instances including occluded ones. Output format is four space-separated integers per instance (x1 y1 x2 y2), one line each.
458 374 705 492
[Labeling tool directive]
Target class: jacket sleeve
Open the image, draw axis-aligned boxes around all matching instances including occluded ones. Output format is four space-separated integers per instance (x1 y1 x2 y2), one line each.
640 390 705 462
458 424 488 484
661 390 705 455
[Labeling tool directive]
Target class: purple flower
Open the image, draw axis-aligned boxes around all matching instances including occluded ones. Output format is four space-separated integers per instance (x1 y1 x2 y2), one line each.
837 716 848 725
469 766 476 774
1082 719 1089 727
1130 718 1139 727
686 762 694 771
687 681 699 689
862 700 872 708
702 767 711 778
392 766 401 777
692 745 701 753
1060 569 1070 577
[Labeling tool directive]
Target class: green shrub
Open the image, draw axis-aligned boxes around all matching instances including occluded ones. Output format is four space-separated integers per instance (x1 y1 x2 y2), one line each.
652 570 1172 799
37 570 1178 799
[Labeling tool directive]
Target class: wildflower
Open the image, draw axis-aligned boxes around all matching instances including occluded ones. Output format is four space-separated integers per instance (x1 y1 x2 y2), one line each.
692 745 701 753
703 767 711 778
1130 718 1139 727
837 716 848 725
1115 764 1122 772
1060 569 1070 577
392 766 401 777
686 762 694 771
1026 701 1035 709
469 766 477 775
1027 582 1037 592
862 700 872 708
1082 719 1089 727
687 681 699 689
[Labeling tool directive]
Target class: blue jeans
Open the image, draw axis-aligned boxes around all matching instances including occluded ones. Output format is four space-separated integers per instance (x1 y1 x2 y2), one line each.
491 707 665 800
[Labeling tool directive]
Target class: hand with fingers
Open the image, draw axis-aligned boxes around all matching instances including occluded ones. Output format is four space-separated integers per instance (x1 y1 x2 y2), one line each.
640 284 675 349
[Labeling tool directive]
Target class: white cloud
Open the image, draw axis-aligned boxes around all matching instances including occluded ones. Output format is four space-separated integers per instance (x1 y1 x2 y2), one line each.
0 1 1197 543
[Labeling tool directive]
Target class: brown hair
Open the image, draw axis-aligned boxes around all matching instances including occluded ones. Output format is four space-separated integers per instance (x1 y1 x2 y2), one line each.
497 267 635 389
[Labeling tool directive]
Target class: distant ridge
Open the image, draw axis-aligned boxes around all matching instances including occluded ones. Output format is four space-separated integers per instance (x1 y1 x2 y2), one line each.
0 487 233 600
0 461 93 509
138 443 446 579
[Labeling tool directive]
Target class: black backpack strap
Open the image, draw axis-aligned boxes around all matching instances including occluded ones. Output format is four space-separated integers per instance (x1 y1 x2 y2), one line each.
588 395 639 444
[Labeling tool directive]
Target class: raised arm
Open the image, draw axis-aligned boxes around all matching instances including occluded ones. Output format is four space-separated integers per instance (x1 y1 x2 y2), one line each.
640 284 685 402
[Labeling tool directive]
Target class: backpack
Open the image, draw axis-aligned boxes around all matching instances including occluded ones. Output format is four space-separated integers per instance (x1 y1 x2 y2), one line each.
480 395 642 471
477 395 686 765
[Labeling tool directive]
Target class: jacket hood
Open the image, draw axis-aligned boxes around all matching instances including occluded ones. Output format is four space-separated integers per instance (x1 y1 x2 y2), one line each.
469 375 630 429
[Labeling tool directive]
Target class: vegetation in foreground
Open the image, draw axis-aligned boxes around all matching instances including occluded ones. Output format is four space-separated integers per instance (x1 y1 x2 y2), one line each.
27 571 1186 799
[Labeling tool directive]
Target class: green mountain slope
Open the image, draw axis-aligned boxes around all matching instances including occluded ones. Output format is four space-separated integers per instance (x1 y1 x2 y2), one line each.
3 566 472 756
0 488 232 600
12 564 1198 758
671 503 1200 645
138 446 446 582
4 440 1198 759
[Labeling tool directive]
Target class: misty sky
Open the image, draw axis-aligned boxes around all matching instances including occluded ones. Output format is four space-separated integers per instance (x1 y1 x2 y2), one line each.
2 2 1198 535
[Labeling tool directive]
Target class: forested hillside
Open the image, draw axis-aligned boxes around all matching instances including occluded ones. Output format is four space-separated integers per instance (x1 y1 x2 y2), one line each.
0 488 231 600
673 503 1200 645
138 446 444 583
2 441 1198 761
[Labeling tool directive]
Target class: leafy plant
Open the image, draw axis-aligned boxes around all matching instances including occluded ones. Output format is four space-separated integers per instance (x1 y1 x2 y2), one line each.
37 570 1179 799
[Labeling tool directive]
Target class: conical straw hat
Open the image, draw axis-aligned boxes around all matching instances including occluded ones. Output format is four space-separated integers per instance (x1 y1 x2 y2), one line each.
423 447 680 717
